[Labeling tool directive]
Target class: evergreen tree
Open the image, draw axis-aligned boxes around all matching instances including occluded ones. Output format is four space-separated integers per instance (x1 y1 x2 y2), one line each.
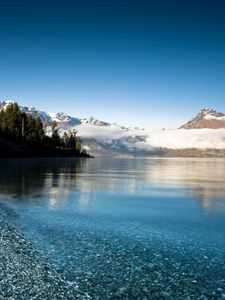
0 102 89 157
36 117 45 142
0 109 6 132
62 132 69 148
51 120 61 147
51 120 57 133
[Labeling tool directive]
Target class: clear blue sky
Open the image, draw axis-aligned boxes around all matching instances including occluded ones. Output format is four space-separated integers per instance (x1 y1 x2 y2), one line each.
0 0 225 129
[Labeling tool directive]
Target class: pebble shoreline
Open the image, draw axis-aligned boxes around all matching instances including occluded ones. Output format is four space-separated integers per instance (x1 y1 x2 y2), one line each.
0 204 90 300
1 202 225 300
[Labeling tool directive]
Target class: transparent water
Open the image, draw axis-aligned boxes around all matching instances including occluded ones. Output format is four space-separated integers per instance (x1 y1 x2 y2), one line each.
0 158 225 299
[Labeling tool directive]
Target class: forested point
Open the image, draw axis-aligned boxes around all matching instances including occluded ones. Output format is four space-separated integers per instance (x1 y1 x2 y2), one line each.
0 103 90 158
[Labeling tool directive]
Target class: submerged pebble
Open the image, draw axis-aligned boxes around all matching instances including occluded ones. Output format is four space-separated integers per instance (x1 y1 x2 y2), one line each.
0 214 90 300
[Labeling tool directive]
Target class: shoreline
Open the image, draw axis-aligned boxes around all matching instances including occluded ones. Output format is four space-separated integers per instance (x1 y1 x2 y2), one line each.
0 202 89 300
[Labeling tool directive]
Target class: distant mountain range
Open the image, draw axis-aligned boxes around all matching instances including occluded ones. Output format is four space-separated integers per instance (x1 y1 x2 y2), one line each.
0 100 112 128
1 100 225 157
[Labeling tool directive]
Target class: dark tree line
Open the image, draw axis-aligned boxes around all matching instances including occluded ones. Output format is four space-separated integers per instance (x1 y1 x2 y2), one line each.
0 103 45 144
0 103 89 157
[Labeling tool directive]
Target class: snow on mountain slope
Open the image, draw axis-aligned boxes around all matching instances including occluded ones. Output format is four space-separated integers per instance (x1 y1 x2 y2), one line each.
0 101 111 127
81 116 111 127
49 112 81 126
180 108 225 129
0 100 53 124
2 100 225 156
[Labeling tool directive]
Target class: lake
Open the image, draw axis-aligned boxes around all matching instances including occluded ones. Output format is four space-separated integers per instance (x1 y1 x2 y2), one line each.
0 157 225 299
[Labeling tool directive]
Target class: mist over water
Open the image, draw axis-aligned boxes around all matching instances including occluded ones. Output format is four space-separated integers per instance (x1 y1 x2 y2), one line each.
0 158 225 298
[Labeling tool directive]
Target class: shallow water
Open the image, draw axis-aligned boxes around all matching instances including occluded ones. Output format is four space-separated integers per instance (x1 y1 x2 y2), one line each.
0 157 225 299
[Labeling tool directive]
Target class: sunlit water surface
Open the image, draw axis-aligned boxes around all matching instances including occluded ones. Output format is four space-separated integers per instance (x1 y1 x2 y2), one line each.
0 158 225 299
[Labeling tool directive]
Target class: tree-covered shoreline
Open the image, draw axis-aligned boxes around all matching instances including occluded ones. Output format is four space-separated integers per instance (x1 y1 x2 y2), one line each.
0 103 91 158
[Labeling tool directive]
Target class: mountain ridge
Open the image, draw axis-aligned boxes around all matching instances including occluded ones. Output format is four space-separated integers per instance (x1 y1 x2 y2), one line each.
2 101 225 157
0 100 115 129
3 100 225 131
180 107 225 129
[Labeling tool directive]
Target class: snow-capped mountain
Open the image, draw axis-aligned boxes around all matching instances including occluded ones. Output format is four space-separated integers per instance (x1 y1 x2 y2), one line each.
180 108 225 129
1 101 225 157
0 101 112 128
48 112 81 126
82 116 111 127
0 100 53 124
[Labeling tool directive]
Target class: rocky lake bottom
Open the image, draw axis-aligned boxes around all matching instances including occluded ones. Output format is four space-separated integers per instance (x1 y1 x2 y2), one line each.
0 158 225 299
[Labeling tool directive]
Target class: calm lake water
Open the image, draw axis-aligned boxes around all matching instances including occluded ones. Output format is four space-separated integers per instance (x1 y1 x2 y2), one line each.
1 157 225 299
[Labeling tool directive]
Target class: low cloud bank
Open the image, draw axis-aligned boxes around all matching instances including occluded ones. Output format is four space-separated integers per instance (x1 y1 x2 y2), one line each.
68 125 225 155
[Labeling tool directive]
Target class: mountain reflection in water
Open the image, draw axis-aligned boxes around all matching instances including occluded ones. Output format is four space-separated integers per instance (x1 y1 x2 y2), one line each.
0 157 225 213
